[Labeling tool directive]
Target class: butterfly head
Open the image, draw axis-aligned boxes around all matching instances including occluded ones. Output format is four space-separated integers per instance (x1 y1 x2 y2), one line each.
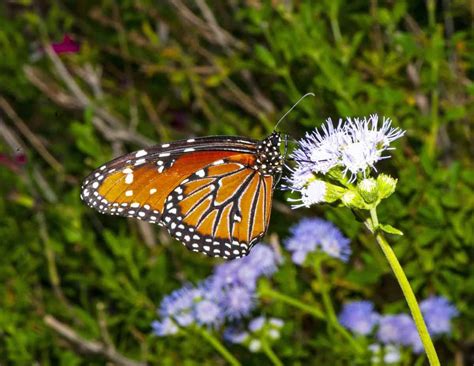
256 132 284 175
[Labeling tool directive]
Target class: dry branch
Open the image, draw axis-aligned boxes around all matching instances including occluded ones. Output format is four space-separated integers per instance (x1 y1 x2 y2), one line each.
44 315 147 366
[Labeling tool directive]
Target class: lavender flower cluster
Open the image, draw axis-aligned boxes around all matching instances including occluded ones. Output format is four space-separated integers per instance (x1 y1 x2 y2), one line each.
338 296 458 358
152 244 280 336
284 217 352 264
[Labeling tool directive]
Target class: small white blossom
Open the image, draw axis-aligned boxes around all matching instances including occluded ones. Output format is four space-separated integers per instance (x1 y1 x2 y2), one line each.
288 180 327 208
249 339 261 352
369 344 401 364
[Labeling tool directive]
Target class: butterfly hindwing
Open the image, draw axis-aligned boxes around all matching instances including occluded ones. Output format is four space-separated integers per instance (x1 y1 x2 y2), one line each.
160 155 274 259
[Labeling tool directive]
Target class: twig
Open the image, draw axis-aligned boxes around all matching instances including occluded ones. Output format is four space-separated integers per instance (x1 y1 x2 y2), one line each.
44 44 91 107
0 96 63 172
140 93 170 141
43 43 154 146
112 1 140 132
195 0 229 52
73 64 104 100
96 302 115 349
44 315 147 366
0 117 58 203
169 0 246 51
136 220 157 249
0 116 26 152
23 66 81 109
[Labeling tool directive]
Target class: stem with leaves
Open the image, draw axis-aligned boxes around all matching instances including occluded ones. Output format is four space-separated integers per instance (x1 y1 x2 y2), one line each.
366 208 440 366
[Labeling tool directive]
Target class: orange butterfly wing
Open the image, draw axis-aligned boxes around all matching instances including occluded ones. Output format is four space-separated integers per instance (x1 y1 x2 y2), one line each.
161 155 274 259
81 133 283 259
81 149 246 222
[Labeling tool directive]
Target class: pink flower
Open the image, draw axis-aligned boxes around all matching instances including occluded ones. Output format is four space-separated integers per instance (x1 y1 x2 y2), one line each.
51 35 80 54
0 152 27 173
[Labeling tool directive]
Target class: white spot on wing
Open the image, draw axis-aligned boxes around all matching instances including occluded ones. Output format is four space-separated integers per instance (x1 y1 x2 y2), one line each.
195 169 205 178
125 173 134 184
125 190 133 197
135 150 147 158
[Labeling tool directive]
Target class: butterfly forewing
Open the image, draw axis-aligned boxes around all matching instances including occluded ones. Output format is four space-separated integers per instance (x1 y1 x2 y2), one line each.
80 133 283 259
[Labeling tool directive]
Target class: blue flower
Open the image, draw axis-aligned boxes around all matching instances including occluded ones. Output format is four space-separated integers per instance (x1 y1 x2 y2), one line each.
151 318 179 336
224 327 249 344
213 243 279 289
339 301 380 335
245 244 280 277
284 217 351 264
219 283 255 319
248 316 266 332
376 314 423 353
193 298 223 326
420 296 458 336
159 285 203 326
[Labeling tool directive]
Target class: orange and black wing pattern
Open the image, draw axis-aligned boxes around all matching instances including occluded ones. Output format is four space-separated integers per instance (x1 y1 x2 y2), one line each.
80 133 284 259
160 155 274 259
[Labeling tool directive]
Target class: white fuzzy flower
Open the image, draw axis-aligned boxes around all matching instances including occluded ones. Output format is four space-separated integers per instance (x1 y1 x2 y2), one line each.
290 119 346 175
289 114 405 186
288 180 327 208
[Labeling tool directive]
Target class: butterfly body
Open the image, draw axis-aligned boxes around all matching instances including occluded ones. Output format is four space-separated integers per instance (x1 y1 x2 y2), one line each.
81 132 283 259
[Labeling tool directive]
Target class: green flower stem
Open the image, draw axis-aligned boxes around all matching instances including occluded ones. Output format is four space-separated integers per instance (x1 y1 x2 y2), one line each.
195 327 241 366
259 286 325 320
313 258 338 325
261 341 283 366
259 286 363 354
368 208 440 366
313 258 363 354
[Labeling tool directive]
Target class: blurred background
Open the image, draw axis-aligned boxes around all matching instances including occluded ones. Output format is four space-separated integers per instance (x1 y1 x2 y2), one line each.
0 1 472 365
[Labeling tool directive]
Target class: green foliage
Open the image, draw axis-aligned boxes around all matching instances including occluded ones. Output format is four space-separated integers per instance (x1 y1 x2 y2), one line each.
0 1 472 364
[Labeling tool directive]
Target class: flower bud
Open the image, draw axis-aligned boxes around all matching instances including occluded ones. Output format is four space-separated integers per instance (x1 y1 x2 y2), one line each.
325 167 346 183
357 178 379 204
268 329 280 339
376 174 397 199
341 190 370 209
249 339 261 352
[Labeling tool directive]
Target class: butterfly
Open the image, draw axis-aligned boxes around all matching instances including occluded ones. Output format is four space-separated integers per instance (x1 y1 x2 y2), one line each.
80 132 285 259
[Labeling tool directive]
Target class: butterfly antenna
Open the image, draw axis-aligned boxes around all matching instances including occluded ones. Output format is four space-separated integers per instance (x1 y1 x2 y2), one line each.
274 92 315 131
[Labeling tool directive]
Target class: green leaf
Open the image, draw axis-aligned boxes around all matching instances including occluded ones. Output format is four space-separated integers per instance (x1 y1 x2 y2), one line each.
379 224 404 236
254 45 277 69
